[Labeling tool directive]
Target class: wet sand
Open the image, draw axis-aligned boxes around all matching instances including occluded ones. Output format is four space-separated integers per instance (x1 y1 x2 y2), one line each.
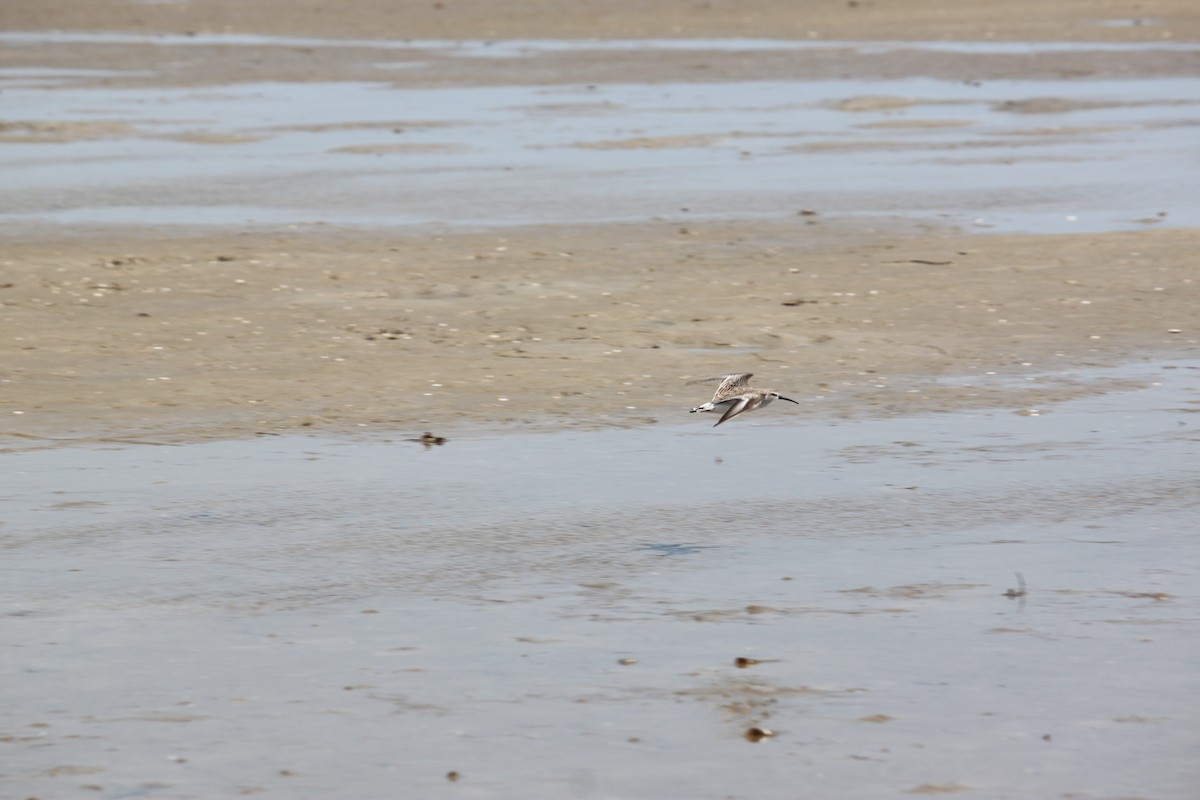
3 222 1199 445
2 2 1200 799
4 0 1200 43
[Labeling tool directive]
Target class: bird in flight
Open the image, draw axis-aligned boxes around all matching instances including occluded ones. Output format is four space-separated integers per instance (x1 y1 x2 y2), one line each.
687 373 798 427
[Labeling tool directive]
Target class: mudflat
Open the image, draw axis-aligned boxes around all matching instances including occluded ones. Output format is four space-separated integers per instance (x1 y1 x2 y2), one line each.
4 0 1200 42
3 222 1198 443
2 0 1199 445
4 4 1200 800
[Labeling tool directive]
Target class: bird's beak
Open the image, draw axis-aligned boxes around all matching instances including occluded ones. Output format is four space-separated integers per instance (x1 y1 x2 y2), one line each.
778 395 799 404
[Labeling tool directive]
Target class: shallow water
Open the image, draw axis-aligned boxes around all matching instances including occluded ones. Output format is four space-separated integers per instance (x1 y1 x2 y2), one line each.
1 36 1198 233
4 360 1198 798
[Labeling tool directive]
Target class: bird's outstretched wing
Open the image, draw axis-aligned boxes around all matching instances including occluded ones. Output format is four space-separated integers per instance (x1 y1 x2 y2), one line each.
714 395 753 426
686 373 753 395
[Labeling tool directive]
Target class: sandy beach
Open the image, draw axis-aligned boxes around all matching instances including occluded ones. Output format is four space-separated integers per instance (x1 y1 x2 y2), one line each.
3 222 1198 444
5 0 1200 43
